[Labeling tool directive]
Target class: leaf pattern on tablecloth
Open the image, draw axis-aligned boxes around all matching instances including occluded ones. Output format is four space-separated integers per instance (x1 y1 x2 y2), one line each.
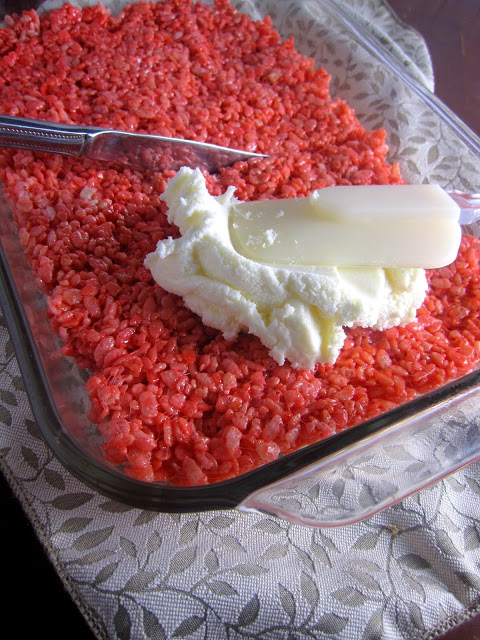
1 1 480 639
5 430 480 640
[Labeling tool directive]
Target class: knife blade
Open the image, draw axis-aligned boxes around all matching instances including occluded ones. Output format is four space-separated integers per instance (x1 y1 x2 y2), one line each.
0 115 267 172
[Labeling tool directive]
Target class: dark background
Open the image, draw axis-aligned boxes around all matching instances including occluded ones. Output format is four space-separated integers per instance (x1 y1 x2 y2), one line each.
390 0 480 138
1 1 480 638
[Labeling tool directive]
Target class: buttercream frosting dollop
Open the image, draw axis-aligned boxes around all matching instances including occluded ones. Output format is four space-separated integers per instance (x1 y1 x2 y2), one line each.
144 168 428 369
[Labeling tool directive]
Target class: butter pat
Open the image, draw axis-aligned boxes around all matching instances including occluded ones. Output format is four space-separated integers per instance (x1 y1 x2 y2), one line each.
144 168 429 369
230 184 461 268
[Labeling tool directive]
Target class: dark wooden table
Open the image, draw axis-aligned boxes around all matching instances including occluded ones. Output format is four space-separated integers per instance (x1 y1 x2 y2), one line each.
389 0 480 139
0 1 479 639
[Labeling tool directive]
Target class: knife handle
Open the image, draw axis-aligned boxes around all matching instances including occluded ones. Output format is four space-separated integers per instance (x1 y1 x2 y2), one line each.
0 115 95 157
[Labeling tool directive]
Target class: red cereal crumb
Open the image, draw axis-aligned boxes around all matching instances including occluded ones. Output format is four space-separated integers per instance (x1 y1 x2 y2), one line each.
1 0 480 486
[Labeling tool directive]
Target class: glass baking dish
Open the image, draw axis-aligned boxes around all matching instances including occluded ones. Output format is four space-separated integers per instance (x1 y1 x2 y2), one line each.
1 0 480 527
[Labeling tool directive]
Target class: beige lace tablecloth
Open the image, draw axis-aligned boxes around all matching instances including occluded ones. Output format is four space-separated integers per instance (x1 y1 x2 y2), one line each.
2 1 480 638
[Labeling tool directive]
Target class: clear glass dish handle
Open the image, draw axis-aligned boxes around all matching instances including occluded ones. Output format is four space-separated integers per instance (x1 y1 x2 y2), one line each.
239 375 480 527
450 190 480 224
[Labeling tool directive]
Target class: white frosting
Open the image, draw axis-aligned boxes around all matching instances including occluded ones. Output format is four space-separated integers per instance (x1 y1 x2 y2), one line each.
144 168 428 369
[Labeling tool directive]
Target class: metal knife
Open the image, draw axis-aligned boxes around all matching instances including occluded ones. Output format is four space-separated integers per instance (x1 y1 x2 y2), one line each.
0 115 267 172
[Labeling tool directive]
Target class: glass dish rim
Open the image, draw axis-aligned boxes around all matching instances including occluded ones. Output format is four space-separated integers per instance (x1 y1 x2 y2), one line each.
1 0 480 514
320 0 480 158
